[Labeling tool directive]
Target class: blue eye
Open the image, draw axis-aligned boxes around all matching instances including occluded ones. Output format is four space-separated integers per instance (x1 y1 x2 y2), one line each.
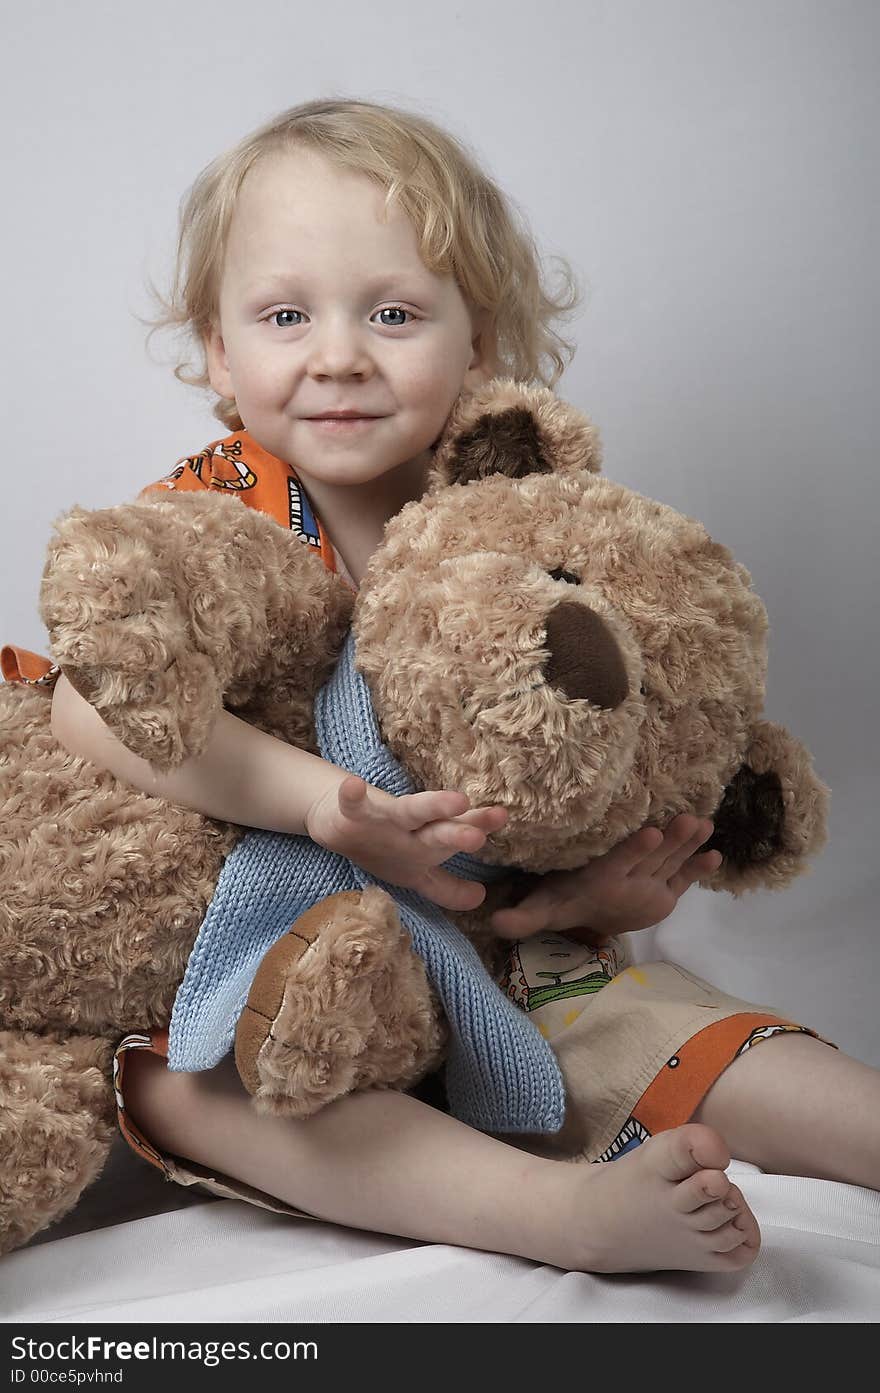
374 306 412 326
267 306 413 329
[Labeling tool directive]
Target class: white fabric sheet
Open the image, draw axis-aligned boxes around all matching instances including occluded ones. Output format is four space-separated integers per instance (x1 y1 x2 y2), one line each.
4 1150 879 1323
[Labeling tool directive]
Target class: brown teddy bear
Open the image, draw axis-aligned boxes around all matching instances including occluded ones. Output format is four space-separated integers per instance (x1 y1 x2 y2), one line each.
0 379 828 1256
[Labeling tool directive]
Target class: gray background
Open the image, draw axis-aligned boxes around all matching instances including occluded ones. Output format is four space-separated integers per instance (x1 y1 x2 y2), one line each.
2 1 877 1062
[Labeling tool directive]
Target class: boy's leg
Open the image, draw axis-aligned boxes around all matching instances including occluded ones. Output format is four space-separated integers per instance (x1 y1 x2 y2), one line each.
125 1050 760 1274
692 1032 880 1189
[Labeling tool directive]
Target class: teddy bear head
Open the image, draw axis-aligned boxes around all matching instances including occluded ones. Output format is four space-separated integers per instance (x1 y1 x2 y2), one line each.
354 381 829 893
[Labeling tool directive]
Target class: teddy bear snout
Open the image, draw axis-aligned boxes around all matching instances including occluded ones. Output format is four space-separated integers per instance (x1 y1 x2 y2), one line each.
543 601 630 709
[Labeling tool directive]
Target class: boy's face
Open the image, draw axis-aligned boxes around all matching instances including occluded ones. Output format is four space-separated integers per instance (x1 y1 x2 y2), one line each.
205 147 494 487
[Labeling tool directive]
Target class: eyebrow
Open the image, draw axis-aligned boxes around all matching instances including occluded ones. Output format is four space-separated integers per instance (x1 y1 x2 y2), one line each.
360 272 433 296
246 272 432 300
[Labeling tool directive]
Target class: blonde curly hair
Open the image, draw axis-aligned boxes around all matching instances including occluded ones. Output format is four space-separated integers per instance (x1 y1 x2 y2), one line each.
152 97 583 431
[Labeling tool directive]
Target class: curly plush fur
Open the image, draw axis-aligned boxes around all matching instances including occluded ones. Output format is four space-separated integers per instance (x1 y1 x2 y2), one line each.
0 378 829 1255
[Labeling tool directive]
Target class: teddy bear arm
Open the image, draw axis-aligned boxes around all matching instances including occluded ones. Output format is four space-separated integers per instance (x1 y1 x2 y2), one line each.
41 492 353 768
0 1030 117 1256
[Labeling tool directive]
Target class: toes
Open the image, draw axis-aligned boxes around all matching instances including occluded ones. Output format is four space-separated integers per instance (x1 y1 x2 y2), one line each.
728 1191 761 1254
722 1183 748 1216
674 1168 730 1214
674 1174 754 1237
705 1190 761 1255
707 1218 754 1254
710 1238 761 1272
690 1199 740 1232
650 1123 732 1183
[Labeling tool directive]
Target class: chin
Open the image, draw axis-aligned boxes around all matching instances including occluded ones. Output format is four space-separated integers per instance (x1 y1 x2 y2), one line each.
299 455 408 486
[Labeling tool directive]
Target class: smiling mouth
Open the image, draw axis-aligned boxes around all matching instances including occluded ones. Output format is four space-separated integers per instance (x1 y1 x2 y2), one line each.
305 416 384 429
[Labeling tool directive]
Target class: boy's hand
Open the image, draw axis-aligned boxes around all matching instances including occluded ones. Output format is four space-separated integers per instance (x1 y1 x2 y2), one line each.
490 815 722 942
306 775 508 912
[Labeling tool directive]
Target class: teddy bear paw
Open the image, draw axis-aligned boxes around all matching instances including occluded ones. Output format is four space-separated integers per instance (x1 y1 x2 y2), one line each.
234 888 447 1118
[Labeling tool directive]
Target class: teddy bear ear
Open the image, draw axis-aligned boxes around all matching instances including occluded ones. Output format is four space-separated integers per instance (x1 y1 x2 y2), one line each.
700 720 830 896
428 378 602 490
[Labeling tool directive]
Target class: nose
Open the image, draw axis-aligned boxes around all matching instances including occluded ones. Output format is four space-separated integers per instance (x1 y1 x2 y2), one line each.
543 601 630 708
306 315 373 379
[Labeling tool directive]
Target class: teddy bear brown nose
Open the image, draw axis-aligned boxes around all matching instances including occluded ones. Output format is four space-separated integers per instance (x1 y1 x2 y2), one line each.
543 601 630 709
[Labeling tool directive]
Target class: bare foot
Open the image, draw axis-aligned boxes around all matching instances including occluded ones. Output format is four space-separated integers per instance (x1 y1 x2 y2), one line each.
557 1123 760 1273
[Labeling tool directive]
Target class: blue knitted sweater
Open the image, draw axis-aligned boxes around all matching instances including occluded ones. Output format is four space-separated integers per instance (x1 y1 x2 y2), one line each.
168 631 565 1134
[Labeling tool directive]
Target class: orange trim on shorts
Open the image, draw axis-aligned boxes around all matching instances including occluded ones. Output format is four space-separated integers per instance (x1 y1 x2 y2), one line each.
113 1030 173 1177
631 1013 823 1138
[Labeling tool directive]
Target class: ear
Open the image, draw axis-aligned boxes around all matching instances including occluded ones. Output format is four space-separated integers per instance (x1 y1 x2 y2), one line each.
700 720 830 896
204 323 234 402
428 379 602 491
461 311 499 394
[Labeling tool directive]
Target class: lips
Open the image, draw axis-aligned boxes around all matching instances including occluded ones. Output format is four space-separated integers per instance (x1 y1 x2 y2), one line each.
305 416 384 432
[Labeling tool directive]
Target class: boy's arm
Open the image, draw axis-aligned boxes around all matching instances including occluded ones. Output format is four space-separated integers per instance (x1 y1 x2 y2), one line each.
50 673 507 912
50 671 343 835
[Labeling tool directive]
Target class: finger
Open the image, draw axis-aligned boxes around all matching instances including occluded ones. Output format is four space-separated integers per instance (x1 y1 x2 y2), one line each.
491 913 539 938
491 900 553 938
668 849 723 897
415 819 488 855
654 820 715 880
394 790 471 829
453 805 509 834
494 904 607 945
599 825 665 877
490 877 570 937
336 775 368 812
565 926 612 947
417 867 487 912
637 815 703 876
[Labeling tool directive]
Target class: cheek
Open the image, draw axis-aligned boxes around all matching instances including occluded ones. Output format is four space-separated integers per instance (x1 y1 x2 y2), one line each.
226 341 279 400
402 343 472 412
